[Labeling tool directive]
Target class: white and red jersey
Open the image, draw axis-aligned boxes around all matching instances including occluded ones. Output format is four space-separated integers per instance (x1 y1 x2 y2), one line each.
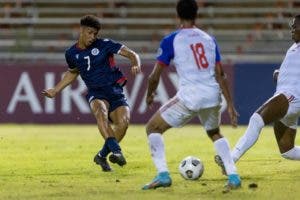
276 43 300 98
156 27 222 110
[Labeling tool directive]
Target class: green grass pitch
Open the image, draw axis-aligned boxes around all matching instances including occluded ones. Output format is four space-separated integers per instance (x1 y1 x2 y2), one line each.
1 124 300 200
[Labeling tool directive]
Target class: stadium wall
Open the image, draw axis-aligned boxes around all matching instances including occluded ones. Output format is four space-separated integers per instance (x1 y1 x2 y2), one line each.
234 63 278 124
0 62 278 124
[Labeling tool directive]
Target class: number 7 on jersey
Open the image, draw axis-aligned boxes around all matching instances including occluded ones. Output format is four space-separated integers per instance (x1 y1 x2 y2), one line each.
84 56 91 71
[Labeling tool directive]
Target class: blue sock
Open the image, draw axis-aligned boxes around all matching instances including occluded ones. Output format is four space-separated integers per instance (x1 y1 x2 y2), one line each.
98 141 110 158
106 137 121 153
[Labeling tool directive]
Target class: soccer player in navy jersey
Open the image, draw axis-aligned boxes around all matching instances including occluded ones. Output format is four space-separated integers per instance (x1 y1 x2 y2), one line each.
42 15 141 172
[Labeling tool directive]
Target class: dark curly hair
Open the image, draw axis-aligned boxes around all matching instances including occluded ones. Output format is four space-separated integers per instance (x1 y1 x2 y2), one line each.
80 15 101 31
176 0 198 20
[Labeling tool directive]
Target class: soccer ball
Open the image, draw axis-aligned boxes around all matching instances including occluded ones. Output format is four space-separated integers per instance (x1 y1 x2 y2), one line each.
179 156 204 180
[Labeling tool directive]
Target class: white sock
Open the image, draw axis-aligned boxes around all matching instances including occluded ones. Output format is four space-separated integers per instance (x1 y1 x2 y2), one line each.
282 147 300 160
148 133 168 173
214 137 237 175
231 113 265 162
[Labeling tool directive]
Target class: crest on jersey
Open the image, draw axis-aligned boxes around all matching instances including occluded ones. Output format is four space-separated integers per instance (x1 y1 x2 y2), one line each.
91 48 99 56
75 54 79 59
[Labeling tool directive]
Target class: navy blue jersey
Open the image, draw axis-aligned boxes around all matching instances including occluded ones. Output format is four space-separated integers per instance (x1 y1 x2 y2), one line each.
65 38 126 89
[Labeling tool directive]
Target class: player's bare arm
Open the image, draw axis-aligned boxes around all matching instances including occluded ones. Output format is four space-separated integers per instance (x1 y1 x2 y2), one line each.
215 62 238 127
146 62 164 108
42 69 79 98
118 46 141 75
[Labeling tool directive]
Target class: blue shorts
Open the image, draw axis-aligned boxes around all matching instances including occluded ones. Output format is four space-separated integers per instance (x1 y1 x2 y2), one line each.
86 83 129 113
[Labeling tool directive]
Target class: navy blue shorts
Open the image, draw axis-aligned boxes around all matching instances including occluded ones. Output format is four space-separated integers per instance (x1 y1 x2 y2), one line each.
86 83 129 113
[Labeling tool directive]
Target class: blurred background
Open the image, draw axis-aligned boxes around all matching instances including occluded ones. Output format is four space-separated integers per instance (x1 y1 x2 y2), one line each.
0 0 299 124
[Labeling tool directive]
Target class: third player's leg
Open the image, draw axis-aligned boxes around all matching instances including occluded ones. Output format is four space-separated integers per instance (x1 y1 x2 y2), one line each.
273 119 300 160
256 93 289 124
274 120 300 160
273 120 296 153
231 93 290 163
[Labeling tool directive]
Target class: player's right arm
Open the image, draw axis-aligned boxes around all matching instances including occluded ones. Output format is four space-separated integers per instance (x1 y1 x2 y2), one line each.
42 69 79 98
212 37 238 127
215 62 238 127
146 33 174 108
146 33 173 108
146 62 165 108
118 46 141 75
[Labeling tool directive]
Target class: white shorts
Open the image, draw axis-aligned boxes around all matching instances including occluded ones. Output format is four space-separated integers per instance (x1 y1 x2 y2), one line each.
159 96 221 130
279 92 300 129
220 94 227 113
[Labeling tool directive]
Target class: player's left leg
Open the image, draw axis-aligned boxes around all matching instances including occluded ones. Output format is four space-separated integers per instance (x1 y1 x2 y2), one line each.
88 85 128 171
90 99 124 171
109 105 130 142
209 128 241 189
273 95 300 160
199 106 241 189
95 84 129 167
104 105 130 166
231 93 289 163
274 120 300 160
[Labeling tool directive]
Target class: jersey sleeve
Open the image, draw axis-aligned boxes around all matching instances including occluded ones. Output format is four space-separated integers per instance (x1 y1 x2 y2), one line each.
103 39 123 54
65 50 78 71
156 33 176 66
212 37 221 63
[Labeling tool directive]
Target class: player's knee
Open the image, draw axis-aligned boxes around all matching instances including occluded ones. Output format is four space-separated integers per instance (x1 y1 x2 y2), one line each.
95 112 106 121
146 122 155 135
94 107 109 123
146 113 171 135
146 121 163 135
94 105 107 116
116 119 129 131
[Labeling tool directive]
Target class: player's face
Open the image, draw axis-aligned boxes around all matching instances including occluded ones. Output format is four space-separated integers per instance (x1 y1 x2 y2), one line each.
290 17 300 43
80 26 98 47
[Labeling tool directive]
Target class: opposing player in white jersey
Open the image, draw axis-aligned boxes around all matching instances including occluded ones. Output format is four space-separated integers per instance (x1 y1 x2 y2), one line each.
142 0 241 190
225 15 300 165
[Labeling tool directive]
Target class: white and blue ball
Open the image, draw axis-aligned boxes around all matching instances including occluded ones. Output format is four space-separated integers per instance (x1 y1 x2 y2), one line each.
179 156 204 180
